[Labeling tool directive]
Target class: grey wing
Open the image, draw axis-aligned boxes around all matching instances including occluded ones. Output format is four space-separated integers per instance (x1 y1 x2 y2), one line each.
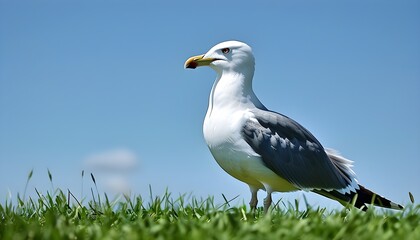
242 108 352 190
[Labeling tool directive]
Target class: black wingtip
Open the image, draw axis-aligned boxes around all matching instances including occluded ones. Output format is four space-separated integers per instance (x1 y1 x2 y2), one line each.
314 185 404 211
355 185 403 210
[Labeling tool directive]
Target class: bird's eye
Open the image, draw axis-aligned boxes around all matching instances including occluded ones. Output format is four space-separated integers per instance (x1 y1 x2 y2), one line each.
221 48 230 54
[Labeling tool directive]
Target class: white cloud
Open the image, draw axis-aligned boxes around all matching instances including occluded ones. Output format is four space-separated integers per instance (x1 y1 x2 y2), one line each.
84 148 138 172
83 148 139 196
103 175 131 196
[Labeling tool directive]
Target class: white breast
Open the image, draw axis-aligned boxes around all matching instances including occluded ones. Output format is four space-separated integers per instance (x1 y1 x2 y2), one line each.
204 108 264 188
202 72 297 192
203 108 297 192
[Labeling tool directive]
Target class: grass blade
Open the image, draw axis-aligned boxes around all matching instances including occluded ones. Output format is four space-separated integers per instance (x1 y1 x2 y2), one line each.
23 169 34 201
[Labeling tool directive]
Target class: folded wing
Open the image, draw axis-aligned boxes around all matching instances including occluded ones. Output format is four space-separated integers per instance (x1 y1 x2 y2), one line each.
242 108 355 191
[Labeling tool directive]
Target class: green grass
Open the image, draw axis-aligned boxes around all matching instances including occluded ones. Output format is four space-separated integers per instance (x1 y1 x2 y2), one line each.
1 171 419 240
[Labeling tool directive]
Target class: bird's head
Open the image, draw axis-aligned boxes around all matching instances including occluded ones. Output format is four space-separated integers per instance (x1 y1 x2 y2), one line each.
184 41 255 74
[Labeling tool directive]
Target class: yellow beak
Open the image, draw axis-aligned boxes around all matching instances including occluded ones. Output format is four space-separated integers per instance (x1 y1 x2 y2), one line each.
184 54 218 69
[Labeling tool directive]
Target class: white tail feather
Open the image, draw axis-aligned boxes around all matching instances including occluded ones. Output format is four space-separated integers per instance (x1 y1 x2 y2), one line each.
325 148 359 194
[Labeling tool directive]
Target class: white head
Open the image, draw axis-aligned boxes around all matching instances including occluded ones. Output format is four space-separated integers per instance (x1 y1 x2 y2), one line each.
185 40 255 75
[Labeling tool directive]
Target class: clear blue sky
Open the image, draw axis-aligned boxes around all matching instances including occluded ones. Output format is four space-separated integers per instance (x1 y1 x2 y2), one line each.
1 0 419 209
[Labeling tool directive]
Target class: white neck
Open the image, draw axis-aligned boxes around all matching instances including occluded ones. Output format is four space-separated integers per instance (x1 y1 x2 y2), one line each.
206 68 265 117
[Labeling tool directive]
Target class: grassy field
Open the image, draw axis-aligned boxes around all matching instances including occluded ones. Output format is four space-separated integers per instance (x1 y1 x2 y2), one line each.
1 172 419 239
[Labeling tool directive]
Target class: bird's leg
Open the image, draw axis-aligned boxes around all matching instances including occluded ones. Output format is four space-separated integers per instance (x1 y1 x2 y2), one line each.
263 192 272 214
249 187 258 211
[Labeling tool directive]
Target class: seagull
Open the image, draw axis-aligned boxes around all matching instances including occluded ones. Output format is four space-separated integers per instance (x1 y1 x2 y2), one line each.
185 40 403 212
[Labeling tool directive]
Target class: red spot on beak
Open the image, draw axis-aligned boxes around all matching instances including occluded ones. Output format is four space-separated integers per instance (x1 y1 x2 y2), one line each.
185 61 198 69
